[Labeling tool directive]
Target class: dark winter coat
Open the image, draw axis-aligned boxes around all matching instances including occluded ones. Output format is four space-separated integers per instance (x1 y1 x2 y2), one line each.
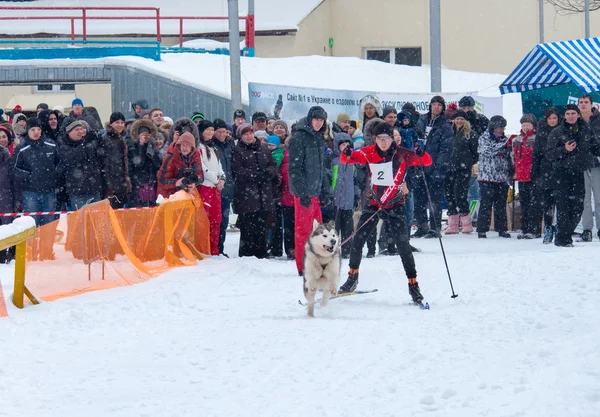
449 125 478 172
465 111 489 138
157 144 203 199
0 146 14 218
331 133 358 210
415 113 454 179
288 112 330 199
477 130 513 183
100 125 130 197
530 119 559 189
56 136 103 197
231 139 278 214
11 135 59 193
587 108 600 168
213 137 234 200
545 118 600 173
127 119 162 186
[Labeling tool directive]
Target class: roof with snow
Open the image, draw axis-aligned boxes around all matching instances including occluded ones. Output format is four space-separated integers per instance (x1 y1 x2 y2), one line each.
0 0 324 36
499 37 600 95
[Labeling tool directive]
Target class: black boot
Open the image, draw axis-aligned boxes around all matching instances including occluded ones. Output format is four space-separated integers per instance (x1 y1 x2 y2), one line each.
339 269 359 294
478 232 487 239
498 231 511 238
412 227 429 238
408 281 424 303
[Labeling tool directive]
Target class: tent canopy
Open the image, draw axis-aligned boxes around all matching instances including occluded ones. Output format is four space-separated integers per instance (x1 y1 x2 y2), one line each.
499 38 600 95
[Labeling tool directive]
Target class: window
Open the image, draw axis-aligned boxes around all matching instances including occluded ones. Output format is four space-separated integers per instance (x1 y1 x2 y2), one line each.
364 47 422 67
34 84 76 93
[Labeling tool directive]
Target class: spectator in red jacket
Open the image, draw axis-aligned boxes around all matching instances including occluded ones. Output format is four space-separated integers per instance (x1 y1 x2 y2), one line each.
157 132 203 199
512 114 541 239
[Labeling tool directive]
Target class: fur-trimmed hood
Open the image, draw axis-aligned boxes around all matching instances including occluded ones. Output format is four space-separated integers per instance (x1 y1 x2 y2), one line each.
130 118 157 143
11 113 27 137
358 95 383 127
168 117 200 147
363 117 386 146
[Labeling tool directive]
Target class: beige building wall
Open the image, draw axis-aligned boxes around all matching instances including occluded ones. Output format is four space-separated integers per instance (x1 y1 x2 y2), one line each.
263 0 600 74
0 83 111 123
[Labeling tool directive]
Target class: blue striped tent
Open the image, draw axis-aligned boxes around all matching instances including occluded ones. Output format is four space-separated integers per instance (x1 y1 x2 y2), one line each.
499 38 600 95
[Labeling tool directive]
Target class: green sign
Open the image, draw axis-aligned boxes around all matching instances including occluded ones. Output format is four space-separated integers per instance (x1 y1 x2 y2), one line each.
521 83 600 119
328 37 334 48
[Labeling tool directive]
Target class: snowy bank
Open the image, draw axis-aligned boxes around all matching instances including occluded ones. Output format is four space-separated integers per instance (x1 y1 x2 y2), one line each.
0 216 35 242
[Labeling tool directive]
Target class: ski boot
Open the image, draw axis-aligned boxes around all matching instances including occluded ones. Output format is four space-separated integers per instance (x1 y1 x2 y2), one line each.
339 268 359 294
408 279 424 303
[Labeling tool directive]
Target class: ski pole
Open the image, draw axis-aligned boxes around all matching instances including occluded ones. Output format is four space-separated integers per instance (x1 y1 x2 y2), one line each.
417 156 458 299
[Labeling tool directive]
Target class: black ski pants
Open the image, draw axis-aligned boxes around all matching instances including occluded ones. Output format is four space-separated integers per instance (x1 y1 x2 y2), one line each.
335 208 354 257
349 204 417 278
519 181 542 235
477 182 509 233
238 211 268 258
555 169 585 246
445 169 471 216
414 171 444 232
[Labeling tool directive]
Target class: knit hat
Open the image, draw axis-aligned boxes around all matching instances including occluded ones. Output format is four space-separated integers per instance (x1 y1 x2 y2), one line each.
80 120 91 131
191 112 205 123
110 112 125 124
13 105 22 113
72 98 84 107
452 109 468 120
213 118 228 131
267 134 281 146
373 122 394 137
430 95 446 112
252 111 267 123
37 103 49 111
138 125 151 135
197 120 215 135
16 114 27 123
458 96 475 108
233 109 246 120
26 117 42 131
236 123 253 138
254 130 269 141
350 120 357 129
272 120 289 135
66 120 83 134
564 104 581 115
177 132 196 150
519 113 538 128
307 106 327 121
336 113 351 124
52 105 64 114
382 105 397 118
488 115 507 132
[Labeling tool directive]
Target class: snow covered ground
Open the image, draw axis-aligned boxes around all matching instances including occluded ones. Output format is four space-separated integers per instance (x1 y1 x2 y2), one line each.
1 232 599 417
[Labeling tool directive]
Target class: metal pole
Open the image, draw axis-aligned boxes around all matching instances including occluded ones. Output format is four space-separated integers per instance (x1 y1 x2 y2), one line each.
585 0 590 38
228 0 243 112
429 0 442 93
539 0 544 43
248 0 254 15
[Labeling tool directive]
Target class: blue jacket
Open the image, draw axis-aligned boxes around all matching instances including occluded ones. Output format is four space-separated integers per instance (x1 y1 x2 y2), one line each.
331 133 358 210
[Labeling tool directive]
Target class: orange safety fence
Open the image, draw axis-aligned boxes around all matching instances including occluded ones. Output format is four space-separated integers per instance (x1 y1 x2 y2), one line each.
23 189 210 303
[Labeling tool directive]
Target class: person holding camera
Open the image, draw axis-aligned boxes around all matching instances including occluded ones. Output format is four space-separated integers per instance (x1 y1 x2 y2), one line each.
545 104 600 247
157 132 203 199
232 123 278 258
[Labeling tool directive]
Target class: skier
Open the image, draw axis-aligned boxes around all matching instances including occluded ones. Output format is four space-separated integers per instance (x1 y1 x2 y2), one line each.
337 121 432 304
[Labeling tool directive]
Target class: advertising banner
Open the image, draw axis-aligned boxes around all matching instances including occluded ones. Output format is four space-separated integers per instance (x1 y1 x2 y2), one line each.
248 82 503 125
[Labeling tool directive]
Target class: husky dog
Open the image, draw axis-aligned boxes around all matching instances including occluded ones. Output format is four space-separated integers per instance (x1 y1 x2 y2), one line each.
303 220 341 317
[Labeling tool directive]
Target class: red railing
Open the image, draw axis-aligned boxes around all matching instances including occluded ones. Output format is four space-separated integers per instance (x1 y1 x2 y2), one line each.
0 6 255 48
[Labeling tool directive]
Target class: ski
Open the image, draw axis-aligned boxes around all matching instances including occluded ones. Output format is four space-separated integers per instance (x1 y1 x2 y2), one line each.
298 289 378 306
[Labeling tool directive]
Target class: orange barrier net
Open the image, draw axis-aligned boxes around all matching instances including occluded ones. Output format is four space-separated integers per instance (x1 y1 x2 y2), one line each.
24 190 210 302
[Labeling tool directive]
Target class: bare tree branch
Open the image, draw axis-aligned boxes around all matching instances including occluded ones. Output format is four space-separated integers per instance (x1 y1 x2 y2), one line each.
546 0 600 15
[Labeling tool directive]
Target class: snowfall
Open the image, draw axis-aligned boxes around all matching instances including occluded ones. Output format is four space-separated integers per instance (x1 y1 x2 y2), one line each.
1 228 599 417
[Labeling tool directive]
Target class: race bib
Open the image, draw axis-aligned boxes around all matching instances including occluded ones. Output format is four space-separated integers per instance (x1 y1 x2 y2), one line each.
424 126 432 145
370 161 394 186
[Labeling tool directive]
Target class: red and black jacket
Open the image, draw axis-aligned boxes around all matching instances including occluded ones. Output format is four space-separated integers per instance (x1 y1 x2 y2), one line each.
341 143 432 208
